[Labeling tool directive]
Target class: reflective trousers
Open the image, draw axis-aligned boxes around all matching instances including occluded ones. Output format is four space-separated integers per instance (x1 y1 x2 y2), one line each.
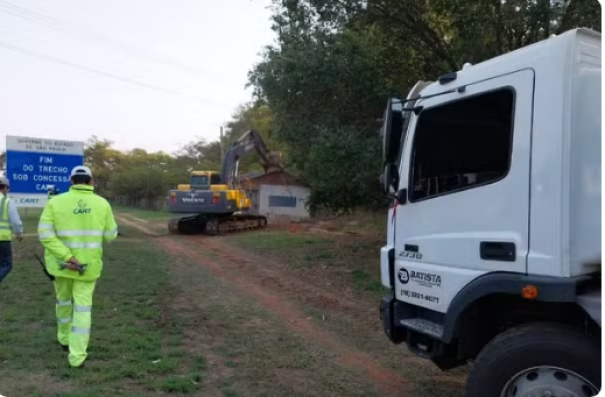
0 241 12 285
54 277 96 367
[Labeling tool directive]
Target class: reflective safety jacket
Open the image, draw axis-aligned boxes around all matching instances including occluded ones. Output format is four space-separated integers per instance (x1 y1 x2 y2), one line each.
0 194 12 241
38 184 118 281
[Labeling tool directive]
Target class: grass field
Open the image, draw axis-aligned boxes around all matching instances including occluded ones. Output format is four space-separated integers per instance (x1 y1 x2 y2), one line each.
224 230 467 396
0 212 204 396
228 231 386 297
0 206 466 396
111 205 170 222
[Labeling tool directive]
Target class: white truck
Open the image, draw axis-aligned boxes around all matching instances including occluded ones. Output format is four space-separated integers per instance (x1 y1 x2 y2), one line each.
379 28 601 396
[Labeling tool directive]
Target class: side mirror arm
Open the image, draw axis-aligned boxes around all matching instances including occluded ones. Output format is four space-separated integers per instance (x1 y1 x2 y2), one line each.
385 188 407 204
395 188 407 205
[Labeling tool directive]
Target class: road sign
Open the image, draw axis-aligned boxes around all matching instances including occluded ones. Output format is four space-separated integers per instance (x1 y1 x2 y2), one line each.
5 135 84 207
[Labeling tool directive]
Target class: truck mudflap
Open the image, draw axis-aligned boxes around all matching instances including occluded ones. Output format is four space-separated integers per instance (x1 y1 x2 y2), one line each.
379 295 406 344
576 289 601 326
380 294 455 364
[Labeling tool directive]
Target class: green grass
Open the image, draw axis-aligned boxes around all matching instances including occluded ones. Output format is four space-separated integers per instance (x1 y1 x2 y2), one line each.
3 210 464 396
226 230 466 396
230 232 330 251
327 210 387 237
167 253 384 397
229 231 387 298
0 213 203 396
111 205 170 222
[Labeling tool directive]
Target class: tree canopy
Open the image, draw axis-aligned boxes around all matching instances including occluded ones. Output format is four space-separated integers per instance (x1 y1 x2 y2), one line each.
247 0 600 212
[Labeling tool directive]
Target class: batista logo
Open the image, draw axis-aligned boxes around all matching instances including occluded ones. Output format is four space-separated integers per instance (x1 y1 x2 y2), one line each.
397 268 409 284
409 270 442 287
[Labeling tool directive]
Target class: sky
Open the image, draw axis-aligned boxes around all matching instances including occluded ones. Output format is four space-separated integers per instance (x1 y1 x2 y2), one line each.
0 0 276 154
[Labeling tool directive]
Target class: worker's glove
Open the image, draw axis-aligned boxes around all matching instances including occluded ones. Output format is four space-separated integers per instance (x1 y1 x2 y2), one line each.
67 257 81 271
16 233 23 242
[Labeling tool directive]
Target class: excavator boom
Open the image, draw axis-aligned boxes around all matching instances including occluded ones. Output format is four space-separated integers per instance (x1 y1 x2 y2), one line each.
221 129 282 189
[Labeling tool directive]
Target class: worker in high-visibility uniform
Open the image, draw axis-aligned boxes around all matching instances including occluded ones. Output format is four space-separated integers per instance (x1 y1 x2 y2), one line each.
38 166 118 368
47 185 56 200
0 176 23 285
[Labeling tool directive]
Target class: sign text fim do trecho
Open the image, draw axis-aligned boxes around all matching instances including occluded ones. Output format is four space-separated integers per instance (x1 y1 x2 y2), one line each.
6 135 84 208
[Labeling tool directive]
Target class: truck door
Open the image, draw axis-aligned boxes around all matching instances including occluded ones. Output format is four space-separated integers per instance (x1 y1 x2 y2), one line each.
393 69 534 313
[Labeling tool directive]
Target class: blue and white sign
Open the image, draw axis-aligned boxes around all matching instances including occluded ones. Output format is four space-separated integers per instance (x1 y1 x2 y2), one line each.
6 135 85 207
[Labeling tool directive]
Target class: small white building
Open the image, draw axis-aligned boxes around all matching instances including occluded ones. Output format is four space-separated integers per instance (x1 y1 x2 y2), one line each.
239 170 311 221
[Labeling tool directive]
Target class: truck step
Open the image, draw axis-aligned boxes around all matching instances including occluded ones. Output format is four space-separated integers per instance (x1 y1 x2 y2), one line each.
400 318 445 340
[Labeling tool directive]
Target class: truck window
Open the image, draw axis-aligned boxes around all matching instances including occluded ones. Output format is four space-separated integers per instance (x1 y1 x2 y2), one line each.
409 88 515 201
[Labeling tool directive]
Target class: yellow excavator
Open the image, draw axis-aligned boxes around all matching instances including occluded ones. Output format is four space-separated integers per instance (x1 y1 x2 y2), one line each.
167 130 282 235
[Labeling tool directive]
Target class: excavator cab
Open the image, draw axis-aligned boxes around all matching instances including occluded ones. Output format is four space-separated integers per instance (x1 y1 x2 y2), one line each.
176 171 229 191
189 171 226 190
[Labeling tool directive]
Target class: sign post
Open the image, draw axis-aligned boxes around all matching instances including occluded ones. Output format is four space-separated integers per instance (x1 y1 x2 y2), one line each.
5 136 85 208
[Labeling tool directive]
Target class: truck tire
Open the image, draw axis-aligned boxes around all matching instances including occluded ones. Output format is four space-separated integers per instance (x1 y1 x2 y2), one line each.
466 323 601 397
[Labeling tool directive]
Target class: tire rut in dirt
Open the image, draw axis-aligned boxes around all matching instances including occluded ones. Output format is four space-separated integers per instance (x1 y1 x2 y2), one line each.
190 235 367 319
159 236 410 396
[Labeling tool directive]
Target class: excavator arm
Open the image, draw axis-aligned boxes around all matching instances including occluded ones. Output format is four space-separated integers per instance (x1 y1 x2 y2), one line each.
221 129 282 188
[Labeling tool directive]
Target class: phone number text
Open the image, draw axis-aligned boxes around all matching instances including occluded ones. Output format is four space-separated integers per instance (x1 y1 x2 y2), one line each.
400 289 440 303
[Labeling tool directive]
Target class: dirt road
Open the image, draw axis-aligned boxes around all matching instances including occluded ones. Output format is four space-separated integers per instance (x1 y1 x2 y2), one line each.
116 213 466 397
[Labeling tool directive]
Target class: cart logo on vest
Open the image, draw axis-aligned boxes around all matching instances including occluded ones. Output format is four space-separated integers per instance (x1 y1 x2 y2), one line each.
4 135 85 208
74 199 92 214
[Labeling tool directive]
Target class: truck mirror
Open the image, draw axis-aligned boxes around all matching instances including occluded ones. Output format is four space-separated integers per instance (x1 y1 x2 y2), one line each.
381 98 404 164
383 163 398 194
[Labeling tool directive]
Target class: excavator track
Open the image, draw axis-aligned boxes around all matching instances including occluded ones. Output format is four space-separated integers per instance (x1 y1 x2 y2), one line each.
206 214 268 235
168 214 267 236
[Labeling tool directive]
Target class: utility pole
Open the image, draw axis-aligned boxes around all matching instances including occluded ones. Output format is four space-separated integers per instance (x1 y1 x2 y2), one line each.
219 126 224 165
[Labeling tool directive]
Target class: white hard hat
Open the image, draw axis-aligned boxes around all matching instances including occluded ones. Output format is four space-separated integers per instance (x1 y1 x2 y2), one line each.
0 176 9 186
70 165 93 178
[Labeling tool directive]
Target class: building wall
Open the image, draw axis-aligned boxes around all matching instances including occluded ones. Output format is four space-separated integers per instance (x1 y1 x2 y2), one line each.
243 171 307 189
258 184 310 219
249 189 260 215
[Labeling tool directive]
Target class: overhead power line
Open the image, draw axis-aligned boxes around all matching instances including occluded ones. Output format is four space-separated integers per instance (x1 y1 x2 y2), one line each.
0 1 234 85
0 39 234 109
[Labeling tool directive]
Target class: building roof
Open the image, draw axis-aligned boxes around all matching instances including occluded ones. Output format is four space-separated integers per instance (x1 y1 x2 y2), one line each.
238 171 264 180
238 170 308 188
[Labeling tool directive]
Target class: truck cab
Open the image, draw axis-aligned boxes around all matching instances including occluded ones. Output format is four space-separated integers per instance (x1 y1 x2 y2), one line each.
379 28 601 396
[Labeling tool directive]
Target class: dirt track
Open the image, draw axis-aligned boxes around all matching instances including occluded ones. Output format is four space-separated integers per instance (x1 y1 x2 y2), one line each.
115 213 466 396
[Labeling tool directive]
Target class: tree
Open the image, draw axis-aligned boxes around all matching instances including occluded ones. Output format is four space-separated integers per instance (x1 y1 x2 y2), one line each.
223 102 290 174
84 136 123 196
305 126 386 213
109 149 175 201
248 0 601 211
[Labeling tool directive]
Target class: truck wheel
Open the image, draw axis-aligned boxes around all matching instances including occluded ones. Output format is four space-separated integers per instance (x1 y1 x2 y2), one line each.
466 323 601 397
